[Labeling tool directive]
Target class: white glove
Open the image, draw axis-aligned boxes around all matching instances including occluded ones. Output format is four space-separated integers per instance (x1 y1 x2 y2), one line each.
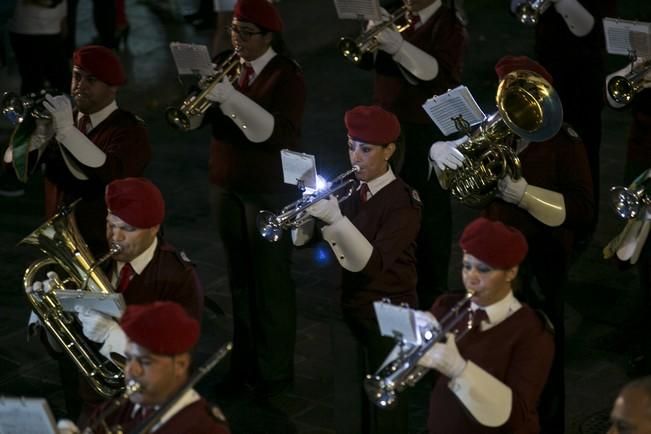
375 27 404 55
26 271 60 294
306 195 343 225
75 306 119 343
205 77 236 104
429 137 467 170
552 0 594 37
57 419 81 434
497 175 528 204
42 94 75 133
418 332 467 378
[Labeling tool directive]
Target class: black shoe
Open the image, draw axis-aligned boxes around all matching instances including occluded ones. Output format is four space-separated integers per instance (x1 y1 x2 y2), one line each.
0 169 25 197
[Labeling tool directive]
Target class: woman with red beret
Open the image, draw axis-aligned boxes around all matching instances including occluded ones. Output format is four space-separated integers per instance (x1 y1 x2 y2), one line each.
294 105 421 434
416 217 554 434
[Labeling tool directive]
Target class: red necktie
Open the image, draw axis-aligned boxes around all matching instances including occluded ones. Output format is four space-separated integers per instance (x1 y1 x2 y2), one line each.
238 63 254 90
78 115 91 135
117 263 134 293
472 309 489 329
359 183 370 203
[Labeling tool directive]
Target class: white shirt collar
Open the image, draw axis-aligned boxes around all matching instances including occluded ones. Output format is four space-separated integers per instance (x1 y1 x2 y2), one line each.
78 100 118 132
414 0 442 27
361 166 397 200
471 291 521 331
117 237 158 277
242 47 276 84
130 388 201 430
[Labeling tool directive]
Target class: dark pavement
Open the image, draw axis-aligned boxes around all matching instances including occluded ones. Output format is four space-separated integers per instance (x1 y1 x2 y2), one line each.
0 0 648 433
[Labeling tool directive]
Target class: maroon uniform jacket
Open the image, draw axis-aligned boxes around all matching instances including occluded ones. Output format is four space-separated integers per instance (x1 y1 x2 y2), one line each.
91 396 230 434
427 293 554 434
339 178 421 319
43 109 151 254
483 126 594 265
207 53 306 193
370 5 468 124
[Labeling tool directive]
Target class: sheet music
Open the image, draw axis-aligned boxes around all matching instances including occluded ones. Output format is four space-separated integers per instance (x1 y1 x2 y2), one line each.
55 290 126 318
169 42 215 76
373 301 420 344
603 18 651 57
0 397 57 434
333 0 382 21
280 149 317 190
422 86 485 136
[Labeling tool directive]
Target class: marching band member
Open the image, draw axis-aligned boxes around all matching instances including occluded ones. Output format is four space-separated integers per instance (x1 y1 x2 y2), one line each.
200 0 305 398
356 0 469 309
60 301 230 434
607 376 651 434
294 105 421 434
416 217 554 434
429 55 593 431
40 44 151 256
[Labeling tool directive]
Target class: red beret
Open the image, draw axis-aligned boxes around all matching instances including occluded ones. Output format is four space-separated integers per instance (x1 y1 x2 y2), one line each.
495 55 553 84
459 217 528 269
105 178 165 228
234 0 283 32
73 45 126 86
120 302 200 355
344 105 401 145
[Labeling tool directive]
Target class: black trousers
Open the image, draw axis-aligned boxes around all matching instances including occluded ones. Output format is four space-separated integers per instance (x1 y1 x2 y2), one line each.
212 186 296 391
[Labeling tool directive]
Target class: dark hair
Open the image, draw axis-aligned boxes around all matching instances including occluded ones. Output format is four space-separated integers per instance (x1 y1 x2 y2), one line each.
387 133 405 174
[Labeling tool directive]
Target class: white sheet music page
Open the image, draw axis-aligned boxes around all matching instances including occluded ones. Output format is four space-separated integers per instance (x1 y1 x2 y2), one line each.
603 18 651 57
169 42 215 76
280 149 317 190
0 397 57 434
422 85 485 136
55 290 126 318
373 301 420 344
333 0 382 21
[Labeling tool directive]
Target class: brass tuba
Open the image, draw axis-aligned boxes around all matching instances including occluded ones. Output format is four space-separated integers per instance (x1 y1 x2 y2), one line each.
339 4 414 65
166 50 241 131
513 0 552 26
442 70 563 208
607 58 651 106
22 201 125 398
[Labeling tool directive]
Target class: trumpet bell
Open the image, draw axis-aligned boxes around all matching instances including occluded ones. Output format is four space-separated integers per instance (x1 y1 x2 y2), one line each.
609 185 650 220
515 2 538 25
1 92 27 125
364 374 397 409
339 37 364 65
257 211 283 242
607 76 633 105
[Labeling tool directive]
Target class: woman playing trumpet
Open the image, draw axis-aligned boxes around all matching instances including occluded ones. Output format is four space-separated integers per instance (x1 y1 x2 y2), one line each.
416 217 554 434
293 105 421 434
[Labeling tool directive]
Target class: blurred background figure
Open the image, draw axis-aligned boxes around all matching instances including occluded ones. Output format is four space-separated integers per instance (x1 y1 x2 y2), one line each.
607 376 651 434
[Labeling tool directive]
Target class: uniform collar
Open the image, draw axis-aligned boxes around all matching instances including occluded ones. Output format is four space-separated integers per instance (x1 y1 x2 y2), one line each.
77 100 118 132
471 291 521 330
242 47 276 83
117 237 158 277
361 166 396 200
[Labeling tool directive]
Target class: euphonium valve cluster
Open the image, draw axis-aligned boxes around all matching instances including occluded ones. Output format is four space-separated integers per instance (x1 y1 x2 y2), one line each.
607 58 651 106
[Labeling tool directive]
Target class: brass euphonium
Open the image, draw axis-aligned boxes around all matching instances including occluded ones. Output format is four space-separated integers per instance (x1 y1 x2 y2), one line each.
22 200 125 398
443 69 563 208
513 0 552 26
364 292 475 408
339 5 414 65
166 50 241 131
607 58 651 106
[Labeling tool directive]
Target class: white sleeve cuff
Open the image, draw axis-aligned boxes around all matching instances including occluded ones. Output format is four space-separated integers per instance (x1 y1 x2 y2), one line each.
56 127 106 167
322 217 373 272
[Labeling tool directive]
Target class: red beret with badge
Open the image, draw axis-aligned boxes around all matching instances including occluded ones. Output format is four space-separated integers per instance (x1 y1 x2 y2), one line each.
234 0 283 32
120 301 200 355
73 45 126 86
495 55 553 84
345 105 401 146
459 217 528 269
105 177 165 229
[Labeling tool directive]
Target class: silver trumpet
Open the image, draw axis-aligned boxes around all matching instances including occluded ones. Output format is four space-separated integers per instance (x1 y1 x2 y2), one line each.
257 165 360 242
364 292 475 409
607 58 651 106
609 181 651 220
1 89 52 125
513 0 552 26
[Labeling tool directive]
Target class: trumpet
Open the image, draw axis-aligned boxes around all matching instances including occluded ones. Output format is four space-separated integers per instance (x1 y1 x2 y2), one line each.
364 292 475 408
609 180 651 220
607 58 651 106
257 165 360 242
513 0 552 26
166 50 241 131
339 5 414 65
1 89 52 125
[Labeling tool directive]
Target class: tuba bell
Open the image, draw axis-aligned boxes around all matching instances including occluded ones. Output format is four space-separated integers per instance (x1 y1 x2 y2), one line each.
22 200 125 398
339 5 414 65
512 0 552 26
166 50 241 131
442 69 563 208
607 58 651 106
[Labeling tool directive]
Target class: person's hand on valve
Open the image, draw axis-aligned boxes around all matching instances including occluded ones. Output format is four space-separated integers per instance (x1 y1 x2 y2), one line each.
205 77 236 104
306 195 343 225
429 137 467 170
497 175 528 205
418 332 467 378
75 306 119 343
26 271 60 294
42 94 75 133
